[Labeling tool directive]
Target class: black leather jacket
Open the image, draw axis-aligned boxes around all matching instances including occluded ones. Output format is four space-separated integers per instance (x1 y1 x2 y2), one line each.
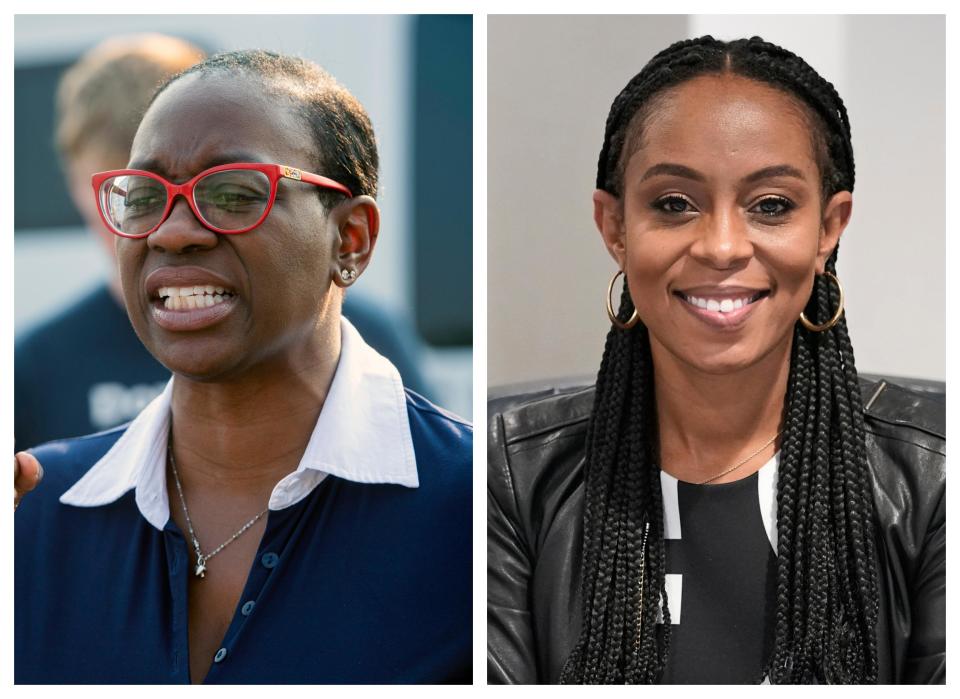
488 377 945 684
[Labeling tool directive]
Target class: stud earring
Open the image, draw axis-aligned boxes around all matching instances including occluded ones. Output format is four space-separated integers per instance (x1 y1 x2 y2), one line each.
340 268 357 283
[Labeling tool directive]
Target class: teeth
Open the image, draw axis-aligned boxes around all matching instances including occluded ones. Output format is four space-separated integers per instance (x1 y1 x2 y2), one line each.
157 284 233 310
160 285 234 310
683 293 757 313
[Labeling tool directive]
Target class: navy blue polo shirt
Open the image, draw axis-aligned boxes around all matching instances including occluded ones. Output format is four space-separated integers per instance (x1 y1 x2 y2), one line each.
14 321 472 684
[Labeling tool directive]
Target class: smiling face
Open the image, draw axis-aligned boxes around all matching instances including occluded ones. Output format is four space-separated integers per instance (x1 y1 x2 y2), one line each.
117 72 341 381
595 73 851 376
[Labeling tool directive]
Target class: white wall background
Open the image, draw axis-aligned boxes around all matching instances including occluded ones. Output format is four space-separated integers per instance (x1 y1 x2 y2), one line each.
488 14 945 386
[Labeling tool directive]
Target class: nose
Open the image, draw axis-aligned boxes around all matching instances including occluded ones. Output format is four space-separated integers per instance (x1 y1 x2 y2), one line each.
147 195 219 254
688 206 754 269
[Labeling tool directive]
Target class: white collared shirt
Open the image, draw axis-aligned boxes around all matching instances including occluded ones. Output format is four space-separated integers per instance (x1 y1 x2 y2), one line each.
60 317 419 530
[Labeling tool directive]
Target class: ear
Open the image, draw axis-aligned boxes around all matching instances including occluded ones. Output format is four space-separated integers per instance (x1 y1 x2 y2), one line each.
593 189 627 268
816 190 852 273
329 196 380 287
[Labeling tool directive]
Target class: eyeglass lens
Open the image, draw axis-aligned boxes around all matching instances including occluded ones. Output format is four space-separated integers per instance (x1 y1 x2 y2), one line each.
99 169 273 235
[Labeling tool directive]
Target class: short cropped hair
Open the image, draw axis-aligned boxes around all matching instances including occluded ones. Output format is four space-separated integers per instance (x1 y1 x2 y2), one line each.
153 49 379 208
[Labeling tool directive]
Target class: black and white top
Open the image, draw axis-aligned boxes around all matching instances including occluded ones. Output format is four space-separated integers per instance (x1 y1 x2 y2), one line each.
657 453 779 684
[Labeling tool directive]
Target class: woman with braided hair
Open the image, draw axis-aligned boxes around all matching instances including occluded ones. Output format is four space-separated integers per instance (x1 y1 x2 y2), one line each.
488 35 944 684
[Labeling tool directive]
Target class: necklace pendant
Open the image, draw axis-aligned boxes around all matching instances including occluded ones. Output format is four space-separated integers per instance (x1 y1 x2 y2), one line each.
195 560 207 578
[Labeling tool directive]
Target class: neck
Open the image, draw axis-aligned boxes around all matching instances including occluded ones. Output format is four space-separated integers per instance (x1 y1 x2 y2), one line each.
169 321 342 496
652 334 790 484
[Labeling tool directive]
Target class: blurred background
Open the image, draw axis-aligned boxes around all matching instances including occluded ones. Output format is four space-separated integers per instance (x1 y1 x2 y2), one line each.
488 14 944 388
14 14 473 446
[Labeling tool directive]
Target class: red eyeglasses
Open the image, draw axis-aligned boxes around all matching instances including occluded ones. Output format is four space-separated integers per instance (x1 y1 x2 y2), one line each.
92 162 353 238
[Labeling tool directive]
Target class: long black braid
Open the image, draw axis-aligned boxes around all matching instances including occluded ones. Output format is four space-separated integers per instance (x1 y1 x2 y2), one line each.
560 36 880 684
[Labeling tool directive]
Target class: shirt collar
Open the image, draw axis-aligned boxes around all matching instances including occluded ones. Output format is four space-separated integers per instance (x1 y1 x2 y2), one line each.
61 317 419 530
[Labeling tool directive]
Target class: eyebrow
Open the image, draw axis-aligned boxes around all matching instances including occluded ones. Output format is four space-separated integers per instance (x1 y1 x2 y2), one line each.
640 162 705 183
742 164 807 184
640 162 807 184
128 152 264 178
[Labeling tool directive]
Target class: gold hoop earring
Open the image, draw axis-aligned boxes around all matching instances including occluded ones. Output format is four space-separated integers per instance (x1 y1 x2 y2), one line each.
606 269 639 330
799 271 844 332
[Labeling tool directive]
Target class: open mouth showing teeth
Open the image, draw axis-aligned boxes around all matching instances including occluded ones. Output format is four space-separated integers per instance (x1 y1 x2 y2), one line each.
674 290 770 313
157 286 236 311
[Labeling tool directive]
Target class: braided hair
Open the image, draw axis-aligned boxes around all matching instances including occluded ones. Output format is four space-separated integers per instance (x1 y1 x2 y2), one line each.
560 36 880 684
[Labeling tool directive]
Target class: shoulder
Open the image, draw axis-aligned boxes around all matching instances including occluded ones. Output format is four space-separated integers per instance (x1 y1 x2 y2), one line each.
31 426 126 485
859 377 945 539
488 383 593 530
405 388 471 443
860 376 944 443
404 389 472 489
406 387 471 427
490 382 594 444
860 376 944 488
16 426 127 523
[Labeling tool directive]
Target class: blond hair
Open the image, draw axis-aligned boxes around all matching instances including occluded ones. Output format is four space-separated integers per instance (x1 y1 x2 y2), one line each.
55 34 204 164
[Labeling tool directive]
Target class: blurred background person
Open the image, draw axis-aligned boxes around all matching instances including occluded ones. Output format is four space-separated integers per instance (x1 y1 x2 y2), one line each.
15 15 472 449
15 34 203 449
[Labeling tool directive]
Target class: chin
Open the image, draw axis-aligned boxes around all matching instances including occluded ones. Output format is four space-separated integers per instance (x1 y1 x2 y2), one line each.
682 354 760 376
683 333 794 377
146 339 245 383
158 357 238 383
168 364 238 383
649 328 781 376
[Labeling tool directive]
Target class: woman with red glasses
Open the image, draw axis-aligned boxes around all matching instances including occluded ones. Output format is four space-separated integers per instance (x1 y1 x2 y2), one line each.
14 49 471 684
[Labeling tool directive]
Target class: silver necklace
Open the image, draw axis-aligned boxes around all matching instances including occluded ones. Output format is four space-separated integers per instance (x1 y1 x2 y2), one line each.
697 430 782 485
167 433 269 579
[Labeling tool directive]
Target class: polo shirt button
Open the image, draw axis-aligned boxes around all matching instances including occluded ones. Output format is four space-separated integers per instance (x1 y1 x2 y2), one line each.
261 552 280 569
241 600 256 616
214 648 227 663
